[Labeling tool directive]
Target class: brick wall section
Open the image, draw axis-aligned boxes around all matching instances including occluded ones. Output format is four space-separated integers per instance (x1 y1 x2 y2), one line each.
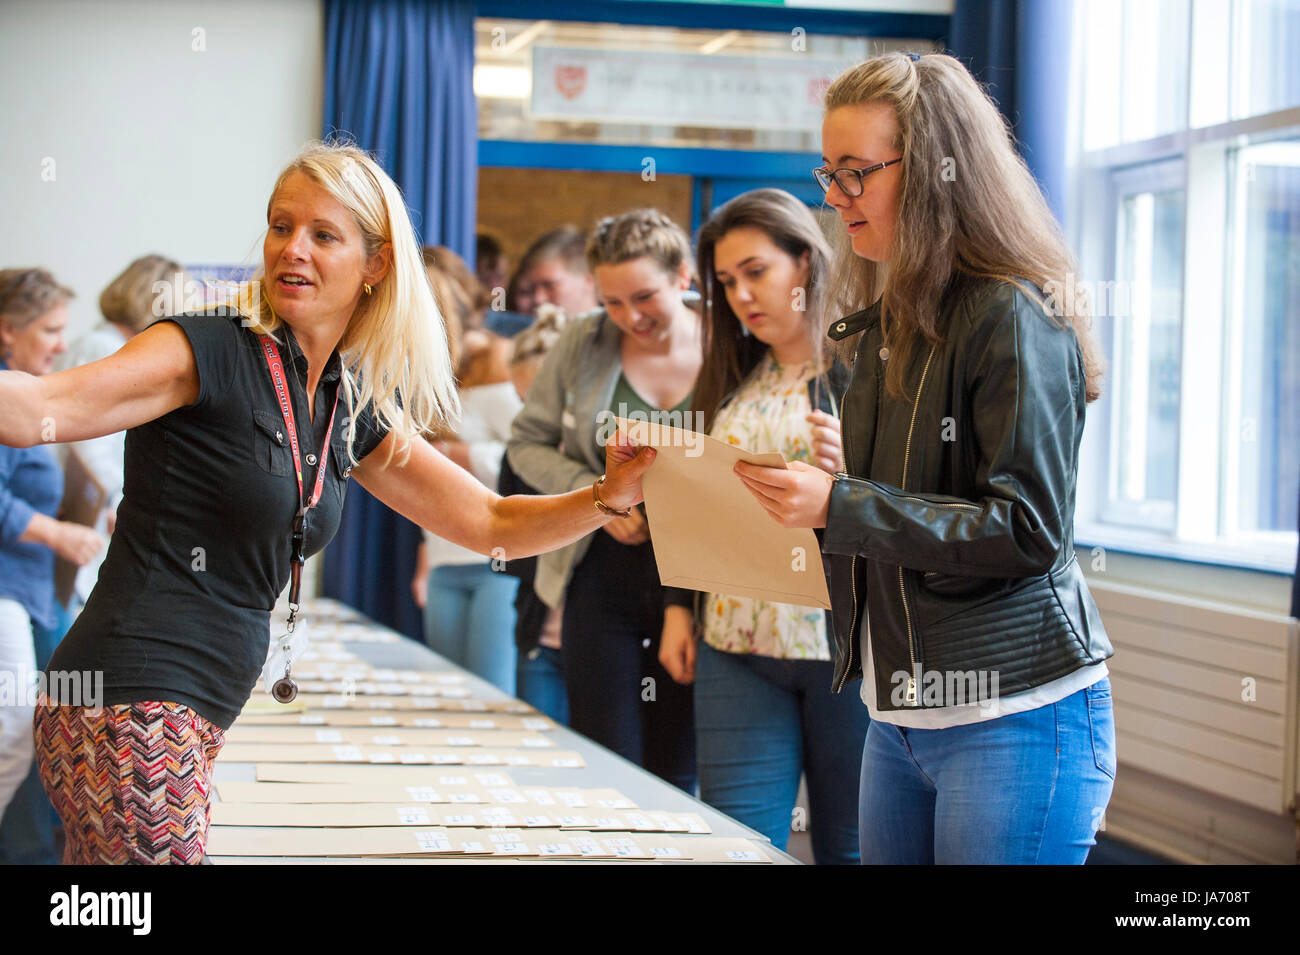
476 167 694 269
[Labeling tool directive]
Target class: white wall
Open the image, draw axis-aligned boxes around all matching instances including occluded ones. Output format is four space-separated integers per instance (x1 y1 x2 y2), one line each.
0 0 323 338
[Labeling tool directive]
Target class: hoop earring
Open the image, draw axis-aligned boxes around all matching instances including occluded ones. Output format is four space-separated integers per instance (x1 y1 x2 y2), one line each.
363 283 373 296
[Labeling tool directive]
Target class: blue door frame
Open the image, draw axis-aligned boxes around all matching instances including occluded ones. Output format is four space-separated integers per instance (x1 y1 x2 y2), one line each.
474 1 950 231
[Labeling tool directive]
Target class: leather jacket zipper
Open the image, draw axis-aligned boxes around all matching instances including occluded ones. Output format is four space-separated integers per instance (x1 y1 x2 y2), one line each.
899 345 937 706
833 370 857 693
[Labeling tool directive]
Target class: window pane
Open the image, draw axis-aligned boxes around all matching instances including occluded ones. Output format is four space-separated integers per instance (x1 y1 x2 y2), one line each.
1112 189 1184 514
1081 0 1190 149
1229 141 1300 534
1193 0 1300 126
1236 0 1300 119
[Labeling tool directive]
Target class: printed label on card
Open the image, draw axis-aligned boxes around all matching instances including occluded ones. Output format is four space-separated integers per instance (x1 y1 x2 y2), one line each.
725 849 762 861
552 757 582 768
487 789 526 804
522 718 550 731
443 814 477 826
395 807 431 825
332 745 363 761
371 735 402 746
368 716 398 726
414 718 443 728
649 847 683 858
405 787 440 802
400 752 429 764
367 752 397 763
446 737 475 746
415 832 452 853
470 719 495 729
298 716 326 725
315 729 344 743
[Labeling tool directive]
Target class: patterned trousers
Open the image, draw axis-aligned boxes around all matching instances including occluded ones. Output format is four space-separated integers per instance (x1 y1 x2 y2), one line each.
33 697 226 865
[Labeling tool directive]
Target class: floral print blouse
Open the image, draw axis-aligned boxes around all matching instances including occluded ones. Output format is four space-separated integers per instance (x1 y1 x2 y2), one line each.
703 353 831 661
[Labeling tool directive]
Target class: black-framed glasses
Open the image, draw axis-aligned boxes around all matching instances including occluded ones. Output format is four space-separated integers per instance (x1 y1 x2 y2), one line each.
812 158 902 197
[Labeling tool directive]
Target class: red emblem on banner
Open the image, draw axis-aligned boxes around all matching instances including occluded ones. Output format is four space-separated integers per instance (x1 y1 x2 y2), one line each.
555 65 587 100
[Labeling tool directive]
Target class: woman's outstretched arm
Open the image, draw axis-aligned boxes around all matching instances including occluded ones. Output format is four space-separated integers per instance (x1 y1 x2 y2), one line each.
0 321 198 448
355 427 656 562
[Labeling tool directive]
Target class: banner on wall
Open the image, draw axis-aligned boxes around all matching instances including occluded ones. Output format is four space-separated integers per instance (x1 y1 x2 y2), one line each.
530 45 850 131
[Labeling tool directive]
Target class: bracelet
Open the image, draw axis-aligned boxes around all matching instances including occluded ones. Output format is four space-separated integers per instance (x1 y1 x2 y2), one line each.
592 475 631 518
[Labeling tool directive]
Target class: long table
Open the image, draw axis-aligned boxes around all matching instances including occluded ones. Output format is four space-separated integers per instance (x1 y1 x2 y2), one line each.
208 599 798 864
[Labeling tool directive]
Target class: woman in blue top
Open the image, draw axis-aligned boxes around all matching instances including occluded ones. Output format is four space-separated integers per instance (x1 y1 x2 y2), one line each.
0 269 104 820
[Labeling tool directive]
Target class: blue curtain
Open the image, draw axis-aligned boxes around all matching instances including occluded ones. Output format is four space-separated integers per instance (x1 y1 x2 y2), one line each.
948 0 1073 223
321 0 478 640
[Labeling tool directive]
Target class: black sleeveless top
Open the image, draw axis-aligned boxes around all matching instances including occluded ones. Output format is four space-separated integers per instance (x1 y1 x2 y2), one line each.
48 313 389 728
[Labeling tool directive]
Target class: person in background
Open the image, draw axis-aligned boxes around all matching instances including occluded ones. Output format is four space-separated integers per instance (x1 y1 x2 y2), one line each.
658 188 870 863
475 231 509 300
734 52 1115 864
0 269 103 825
59 254 188 603
411 246 522 694
508 209 701 792
496 305 571 724
511 226 599 318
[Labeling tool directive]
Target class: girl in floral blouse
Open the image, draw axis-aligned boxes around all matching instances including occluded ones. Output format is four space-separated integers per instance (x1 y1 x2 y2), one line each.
659 189 870 863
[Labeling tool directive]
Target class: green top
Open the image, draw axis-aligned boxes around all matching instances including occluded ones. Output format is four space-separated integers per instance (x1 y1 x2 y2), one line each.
610 371 693 419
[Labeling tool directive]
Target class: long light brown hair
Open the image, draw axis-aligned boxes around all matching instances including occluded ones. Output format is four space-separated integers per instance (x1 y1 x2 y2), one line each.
824 52 1104 402
693 188 834 431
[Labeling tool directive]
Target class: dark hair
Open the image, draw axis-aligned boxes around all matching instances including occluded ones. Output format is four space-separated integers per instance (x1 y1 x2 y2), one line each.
692 189 833 430
518 225 589 277
476 232 506 268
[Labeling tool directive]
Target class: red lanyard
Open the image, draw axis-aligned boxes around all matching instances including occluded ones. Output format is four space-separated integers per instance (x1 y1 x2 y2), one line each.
258 334 340 612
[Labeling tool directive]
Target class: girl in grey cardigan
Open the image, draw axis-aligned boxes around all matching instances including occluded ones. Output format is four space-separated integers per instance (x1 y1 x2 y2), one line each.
506 210 702 791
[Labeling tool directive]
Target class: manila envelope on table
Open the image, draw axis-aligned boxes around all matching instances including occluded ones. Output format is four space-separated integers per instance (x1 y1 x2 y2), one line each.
617 417 830 608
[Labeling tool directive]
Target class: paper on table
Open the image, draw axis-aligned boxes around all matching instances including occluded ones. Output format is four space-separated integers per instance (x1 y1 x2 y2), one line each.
617 416 830 608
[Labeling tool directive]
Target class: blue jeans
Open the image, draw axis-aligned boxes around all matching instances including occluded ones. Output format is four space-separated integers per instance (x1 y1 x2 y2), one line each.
694 641 869 863
423 563 518 695
859 676 1117 864
516 646 568 726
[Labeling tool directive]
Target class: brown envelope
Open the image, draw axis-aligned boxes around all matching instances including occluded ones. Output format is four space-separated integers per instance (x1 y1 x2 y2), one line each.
617 417 830 608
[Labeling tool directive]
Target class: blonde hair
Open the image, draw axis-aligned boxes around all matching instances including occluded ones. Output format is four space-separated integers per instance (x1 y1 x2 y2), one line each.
586 209 695 282
511 303 570 366
241 140 459 465
101 254 185 333
823 52 1104 402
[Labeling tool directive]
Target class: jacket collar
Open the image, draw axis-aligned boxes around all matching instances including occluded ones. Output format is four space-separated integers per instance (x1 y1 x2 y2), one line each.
826 301 881 342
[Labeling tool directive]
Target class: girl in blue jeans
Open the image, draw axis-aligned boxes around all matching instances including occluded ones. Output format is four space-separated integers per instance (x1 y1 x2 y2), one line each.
734 52 1117 864
660 189 869 863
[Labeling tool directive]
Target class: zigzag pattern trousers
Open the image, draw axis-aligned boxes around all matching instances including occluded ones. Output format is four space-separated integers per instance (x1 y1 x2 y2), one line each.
32 697 225 865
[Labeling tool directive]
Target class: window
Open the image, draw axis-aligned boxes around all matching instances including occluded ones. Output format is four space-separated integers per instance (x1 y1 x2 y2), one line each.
1070 0 1300 572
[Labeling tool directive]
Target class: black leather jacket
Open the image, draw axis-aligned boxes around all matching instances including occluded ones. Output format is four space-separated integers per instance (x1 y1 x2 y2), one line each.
822 275 1112 710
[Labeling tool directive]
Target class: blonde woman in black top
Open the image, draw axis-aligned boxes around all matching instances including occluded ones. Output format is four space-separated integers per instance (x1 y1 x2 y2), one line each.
0 141 655 864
